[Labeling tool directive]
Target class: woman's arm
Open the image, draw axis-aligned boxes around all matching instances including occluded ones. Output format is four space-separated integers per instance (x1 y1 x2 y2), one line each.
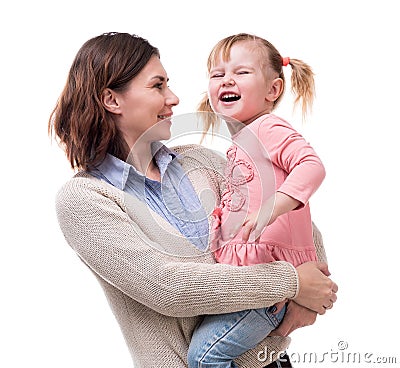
56 177 336 318
56 177 298 317
272 222 336 336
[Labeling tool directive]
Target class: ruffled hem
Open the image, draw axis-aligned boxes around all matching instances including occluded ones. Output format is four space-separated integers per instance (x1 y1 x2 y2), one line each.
213 242 317 267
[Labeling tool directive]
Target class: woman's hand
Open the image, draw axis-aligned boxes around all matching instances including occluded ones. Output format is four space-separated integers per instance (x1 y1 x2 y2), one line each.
270 301 317 337
293 261 338 315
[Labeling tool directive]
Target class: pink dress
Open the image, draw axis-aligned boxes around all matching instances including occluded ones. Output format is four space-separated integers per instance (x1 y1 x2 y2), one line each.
211 114 326 267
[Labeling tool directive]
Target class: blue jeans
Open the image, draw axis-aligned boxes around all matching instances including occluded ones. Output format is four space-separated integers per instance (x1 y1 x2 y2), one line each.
188 305 286 368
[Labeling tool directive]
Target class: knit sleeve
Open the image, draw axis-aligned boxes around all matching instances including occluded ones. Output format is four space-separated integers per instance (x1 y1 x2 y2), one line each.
258 116 326 207
312 221 327 263
55 177 298 318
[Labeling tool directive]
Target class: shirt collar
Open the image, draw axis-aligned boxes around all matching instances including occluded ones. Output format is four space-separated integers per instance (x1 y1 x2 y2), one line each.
93 142 177 190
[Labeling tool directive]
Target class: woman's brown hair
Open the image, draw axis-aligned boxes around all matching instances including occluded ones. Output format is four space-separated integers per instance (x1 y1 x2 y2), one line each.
48 32 159 170
198 33 315 135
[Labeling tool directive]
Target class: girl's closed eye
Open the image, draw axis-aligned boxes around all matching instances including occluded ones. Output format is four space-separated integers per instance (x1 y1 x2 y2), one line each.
209 68 225 78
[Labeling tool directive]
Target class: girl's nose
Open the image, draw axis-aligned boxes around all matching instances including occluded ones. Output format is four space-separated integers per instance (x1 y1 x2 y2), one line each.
221 75 235 86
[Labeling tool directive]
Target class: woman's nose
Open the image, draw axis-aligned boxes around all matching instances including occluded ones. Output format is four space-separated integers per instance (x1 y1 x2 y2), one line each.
166 88 179 106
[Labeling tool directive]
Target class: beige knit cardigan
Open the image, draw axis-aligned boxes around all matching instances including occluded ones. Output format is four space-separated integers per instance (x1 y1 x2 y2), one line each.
55 144 327 367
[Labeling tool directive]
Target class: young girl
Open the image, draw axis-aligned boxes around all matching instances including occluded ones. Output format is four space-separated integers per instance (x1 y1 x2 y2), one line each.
188 33 327 367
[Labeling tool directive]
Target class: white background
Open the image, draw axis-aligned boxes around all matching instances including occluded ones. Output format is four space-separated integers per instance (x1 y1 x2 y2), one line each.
1 0 399 367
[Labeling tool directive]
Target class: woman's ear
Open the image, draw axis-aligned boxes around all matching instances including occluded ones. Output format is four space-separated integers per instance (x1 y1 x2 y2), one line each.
102 88 121 113
266 78 284 102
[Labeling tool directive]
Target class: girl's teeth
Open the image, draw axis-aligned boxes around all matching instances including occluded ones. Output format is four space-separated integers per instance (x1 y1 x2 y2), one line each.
221 94 240 102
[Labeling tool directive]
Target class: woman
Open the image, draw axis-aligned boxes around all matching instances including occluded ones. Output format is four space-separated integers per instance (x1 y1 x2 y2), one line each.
49 32 337 368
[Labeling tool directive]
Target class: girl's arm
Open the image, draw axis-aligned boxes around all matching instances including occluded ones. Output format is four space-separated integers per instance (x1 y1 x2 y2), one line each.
241 116 325 242
241 192 301 242
260 116 326 206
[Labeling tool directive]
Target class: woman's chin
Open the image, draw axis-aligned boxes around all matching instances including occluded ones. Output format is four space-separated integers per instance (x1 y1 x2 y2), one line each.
159 131 172 141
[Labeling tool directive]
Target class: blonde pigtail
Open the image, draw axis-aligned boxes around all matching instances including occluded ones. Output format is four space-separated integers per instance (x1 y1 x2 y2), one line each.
197 93 220 142
287 58 315 120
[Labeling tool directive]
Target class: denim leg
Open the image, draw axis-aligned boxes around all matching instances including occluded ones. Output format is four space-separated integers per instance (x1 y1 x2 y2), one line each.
188 306 286 368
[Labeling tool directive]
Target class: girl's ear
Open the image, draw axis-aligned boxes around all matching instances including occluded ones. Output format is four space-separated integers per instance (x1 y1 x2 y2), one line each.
266 78 284 102
102 88 121 114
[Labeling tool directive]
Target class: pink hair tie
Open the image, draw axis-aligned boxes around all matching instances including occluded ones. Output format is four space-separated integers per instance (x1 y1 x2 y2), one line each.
282 57 290 67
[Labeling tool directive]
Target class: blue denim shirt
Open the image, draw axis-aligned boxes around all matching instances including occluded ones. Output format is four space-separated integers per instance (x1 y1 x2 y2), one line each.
89 143 209 250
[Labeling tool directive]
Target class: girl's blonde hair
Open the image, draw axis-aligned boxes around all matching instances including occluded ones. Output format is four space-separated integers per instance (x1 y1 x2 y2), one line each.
198 33 315 135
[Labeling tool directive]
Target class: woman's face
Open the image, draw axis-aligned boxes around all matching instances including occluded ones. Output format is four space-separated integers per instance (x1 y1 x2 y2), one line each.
114 55 179 147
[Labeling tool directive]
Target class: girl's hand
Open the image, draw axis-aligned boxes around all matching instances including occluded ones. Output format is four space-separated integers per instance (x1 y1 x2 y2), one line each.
241 192 300 242
240 204 273 242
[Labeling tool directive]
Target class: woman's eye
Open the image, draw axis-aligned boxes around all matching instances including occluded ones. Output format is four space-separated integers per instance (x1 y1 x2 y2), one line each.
154 83 163 89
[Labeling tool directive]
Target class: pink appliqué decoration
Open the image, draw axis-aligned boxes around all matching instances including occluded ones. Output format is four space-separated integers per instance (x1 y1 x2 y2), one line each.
222 145 254 212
